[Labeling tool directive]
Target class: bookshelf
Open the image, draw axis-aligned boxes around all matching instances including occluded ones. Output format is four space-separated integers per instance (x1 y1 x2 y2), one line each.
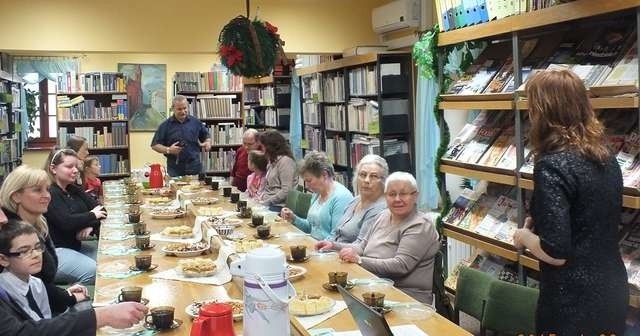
297 53 415 188
55 72 131 180
0 69 23 183
437 0 640 296
174 70 244 175
243 75 291 135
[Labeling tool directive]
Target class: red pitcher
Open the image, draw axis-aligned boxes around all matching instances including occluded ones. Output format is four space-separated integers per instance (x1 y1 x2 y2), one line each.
148 163 164 188
190 303 236 336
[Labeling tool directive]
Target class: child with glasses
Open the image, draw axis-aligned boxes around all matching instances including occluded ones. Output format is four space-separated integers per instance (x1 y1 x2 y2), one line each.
0 220 52 320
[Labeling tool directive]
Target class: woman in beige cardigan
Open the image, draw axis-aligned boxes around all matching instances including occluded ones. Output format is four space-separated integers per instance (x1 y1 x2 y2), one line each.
339 172 439 304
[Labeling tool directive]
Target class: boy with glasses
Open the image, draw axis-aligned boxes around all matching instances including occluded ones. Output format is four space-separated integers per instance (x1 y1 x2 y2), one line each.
0 220 51 320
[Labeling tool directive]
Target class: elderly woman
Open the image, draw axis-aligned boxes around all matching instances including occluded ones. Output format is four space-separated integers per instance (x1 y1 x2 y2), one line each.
339 172 439 304
43 148 106 284
281 151 354 240
259 130 299 211
315 154 387 250
0 165 90 312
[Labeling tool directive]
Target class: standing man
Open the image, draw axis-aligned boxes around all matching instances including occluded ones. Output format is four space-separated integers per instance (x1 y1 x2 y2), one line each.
151 95 212 177
230 129 260 192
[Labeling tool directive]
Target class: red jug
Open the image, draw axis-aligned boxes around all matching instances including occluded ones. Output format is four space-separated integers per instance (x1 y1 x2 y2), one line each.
148 164 164 188
190 303 236 336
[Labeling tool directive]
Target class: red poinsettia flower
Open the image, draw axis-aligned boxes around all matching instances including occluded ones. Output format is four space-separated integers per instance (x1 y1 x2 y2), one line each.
220 44 244 67
265 21 278 34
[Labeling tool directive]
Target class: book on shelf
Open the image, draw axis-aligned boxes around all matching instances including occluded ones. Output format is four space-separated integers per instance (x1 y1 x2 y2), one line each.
56 72 126 93
195 95 240 119
347 99 379 134
95 154 129 175
244 86 261 103
265 107 279 127
349 65 377 96
350 135 380 167
324 105 347 131
474 195 518 244
174 67 242 92
59 122 129 149
598 109 638 153
447 59 504 95
259 86 275 106
303 102 320 126
208 123 244 145
201 148 237 172
295 55 337 68
444 110 493 160
444 188 482 227
303 126 323 151
326 135 348 166
455 112 507 164
302 74 322 101
57 95 128 121
457 193 498 232
478 125 514 167
0 138 18 164
322 72 345 102
482 39 538 94
600 40 638 87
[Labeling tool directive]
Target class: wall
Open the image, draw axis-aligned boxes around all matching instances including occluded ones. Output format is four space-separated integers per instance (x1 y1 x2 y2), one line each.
0 0 388 54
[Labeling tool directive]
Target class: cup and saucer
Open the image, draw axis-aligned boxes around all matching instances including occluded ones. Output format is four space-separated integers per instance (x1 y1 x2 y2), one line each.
129 264 158 272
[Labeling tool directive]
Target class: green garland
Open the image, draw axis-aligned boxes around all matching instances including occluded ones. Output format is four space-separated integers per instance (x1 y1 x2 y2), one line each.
218 16 284 77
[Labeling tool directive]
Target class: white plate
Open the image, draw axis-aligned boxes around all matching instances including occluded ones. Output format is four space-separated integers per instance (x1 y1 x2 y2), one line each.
289 297 335 316
287 265 307 280
161 245 209 257
185 299 243 320
151 211 186 219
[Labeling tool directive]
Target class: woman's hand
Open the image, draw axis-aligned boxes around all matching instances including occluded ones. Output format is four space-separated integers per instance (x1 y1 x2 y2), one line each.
76 227 94 241
315 241 334 252
91 205 107 219
280 208 295 223
67 284 89 302
338 247 360 263
513 217 534 249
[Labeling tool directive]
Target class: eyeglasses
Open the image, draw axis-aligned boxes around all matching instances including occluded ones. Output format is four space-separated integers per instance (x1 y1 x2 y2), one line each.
357 172 381 181
3 243 45 259
386 191 417 199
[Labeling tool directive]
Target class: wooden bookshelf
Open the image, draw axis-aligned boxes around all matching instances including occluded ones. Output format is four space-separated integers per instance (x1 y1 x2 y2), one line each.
519 254 540 271
519 178 534 190
521 178 640 209
57 91 127 95
517 97 639 110
438 0 640 46
178 90 242 95
439 100 513 110
297 54 379 76
243 76 274 85
200 117 243 122
58 119 128 124
440 164 517 186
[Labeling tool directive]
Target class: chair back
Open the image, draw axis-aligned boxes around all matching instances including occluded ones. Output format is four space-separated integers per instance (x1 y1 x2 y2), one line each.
285 189 299 212
295 192 312 218
481 280 539 336
454 267 495 323
432 247 454 321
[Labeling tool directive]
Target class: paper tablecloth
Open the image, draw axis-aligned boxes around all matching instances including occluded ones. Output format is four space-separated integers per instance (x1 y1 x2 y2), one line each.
296 300 348 330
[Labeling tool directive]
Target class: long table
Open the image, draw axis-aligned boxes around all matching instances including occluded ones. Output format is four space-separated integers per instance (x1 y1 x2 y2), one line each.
95 189 470 335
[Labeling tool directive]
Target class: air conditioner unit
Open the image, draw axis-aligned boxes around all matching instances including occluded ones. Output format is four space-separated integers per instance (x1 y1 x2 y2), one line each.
372 0 420 34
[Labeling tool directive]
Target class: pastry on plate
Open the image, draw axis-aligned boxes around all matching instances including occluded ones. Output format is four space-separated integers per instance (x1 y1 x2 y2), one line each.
178 258 217 277
162 225 194 238
289 295 334 315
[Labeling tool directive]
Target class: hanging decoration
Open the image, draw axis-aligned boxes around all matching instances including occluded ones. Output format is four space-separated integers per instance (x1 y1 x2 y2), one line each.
217 0 285 77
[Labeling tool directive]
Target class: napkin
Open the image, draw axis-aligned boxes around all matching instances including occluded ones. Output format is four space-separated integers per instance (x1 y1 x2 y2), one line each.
296 300 348 330
150 242 234 285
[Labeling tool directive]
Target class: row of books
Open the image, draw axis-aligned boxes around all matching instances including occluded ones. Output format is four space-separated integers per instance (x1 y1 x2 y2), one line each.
323 73 345 103
174 68 243 92
436 0 573 33
0 106 9 134
94 154 129 175
56 72 126 93
325 105 346 131
244 86 274 105
57 95 128 121
326 135 348 166
334 171 350 188
347 99 379 134
349 65 377 96
446 25 638 96
265 107 289 128
304 126 323 152
302 74 322 101
208 123 243 146
200 148 236 172
303 102 320 126
188 95 241 119
295 55 336 69
349 135 410 167
244 107 264 126
58 123 129 148
0 138 18 164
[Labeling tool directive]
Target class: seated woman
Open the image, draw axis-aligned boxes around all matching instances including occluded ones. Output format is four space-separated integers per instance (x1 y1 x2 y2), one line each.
281 151 353 240
0 165 90 310
338 172 439 304
259 130 298 211
82 156 102 203
315 154 387 250
65 135 90 185
43 149 107 285
246 150 268 200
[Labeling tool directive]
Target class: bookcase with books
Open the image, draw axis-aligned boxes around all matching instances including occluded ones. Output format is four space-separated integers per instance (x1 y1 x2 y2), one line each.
243 73 291 137
297 53 414 188
436 0 640 305
0 69 24 183
55 72 130 179
173 67 244 175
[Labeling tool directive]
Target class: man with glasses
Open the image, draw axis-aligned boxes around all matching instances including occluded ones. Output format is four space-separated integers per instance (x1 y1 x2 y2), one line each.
230 128 260 192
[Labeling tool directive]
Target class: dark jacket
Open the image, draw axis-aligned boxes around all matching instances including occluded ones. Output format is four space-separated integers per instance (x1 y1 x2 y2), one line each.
0 285 96 336
45 183 100 251
2 208 77 313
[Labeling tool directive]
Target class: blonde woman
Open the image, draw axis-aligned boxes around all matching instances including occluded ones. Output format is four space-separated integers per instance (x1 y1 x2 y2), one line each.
0 165 89 312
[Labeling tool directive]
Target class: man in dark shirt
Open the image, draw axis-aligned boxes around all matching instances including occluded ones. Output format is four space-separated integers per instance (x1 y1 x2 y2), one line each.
231 128 260 191
151 95 212 177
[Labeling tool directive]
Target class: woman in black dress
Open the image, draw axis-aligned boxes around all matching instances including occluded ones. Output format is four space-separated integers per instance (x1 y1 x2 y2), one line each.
513 70 628 335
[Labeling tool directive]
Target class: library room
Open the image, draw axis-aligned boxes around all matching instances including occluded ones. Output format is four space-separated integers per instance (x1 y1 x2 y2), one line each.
0 0 638 335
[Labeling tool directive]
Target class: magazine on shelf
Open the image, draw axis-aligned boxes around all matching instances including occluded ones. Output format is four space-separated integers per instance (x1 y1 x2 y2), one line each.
457 194 498 232
600 40 638 87
478 125 514 167
474 195 518 244
456 112 508 164
444 110 493 160
447 59 504 95
443 189 482 227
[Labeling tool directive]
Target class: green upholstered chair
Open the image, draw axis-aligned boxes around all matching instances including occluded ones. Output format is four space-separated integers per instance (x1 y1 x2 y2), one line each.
295 192 312 218
285 189 299 212
454 266 495 324
480 280 539 336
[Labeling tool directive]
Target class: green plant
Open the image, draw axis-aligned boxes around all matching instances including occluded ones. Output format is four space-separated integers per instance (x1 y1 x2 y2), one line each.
25 89 39 134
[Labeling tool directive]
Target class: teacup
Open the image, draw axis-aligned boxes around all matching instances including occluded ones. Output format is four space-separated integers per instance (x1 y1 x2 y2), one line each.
230 192 240 203
118 286 143 303
222 187 232 197
251 213 264 227
133 221 146 235
135 234 151 250
290 245 307 261
146 306 175 330
328 271 349 287
362 292 385 308
210 181 220 190
256 225 271 239
128 212 141 224
237 200 248 212
135 254 152 270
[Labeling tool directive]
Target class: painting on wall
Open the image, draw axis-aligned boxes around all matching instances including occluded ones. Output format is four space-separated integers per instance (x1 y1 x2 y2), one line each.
117 63 167 131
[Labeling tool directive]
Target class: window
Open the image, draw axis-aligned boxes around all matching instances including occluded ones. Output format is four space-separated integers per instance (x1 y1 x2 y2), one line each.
24 73 57 148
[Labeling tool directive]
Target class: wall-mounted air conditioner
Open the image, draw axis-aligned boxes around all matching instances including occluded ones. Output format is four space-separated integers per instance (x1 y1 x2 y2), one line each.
372 0 420 34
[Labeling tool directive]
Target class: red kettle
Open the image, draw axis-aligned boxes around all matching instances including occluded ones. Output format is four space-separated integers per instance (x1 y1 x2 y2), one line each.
148 163 164 188
190 303 236 336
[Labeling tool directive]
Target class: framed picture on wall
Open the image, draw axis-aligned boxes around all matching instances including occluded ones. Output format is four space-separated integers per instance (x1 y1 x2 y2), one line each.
117 63 167 131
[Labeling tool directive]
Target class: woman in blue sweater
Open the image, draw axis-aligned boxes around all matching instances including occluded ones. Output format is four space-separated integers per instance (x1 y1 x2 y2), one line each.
281 151 353 240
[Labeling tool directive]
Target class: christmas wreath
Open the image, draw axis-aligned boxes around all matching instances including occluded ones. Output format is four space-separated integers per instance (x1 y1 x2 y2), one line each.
218 15 285 77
